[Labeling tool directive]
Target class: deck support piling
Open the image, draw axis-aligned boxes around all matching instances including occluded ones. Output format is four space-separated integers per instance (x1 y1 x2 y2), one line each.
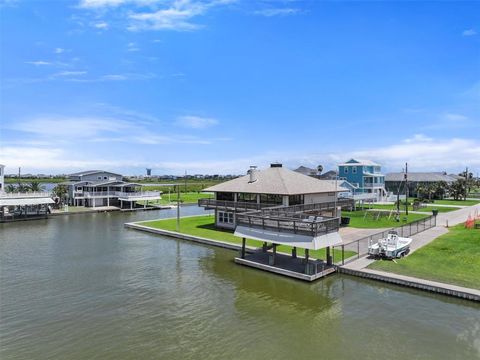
326 246 332 266
292 247 297 259
304 249 310 274
241 237 246 259
272 244 277 265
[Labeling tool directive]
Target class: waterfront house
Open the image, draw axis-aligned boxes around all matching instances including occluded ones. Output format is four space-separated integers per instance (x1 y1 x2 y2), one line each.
338 159 386 201
64 170 161 209
385 172 457 198
198 163 349 230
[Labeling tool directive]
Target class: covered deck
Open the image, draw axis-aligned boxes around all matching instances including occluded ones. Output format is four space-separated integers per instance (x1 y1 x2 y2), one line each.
233 201 347 281
0 192 54 222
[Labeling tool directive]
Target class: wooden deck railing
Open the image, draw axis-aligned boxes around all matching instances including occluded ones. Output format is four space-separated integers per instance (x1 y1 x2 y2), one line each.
198 198 276 212
236 212 340 237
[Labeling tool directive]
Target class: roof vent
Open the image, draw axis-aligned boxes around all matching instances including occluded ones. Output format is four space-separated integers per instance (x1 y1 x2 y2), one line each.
270 163 282 168
248 166 258 183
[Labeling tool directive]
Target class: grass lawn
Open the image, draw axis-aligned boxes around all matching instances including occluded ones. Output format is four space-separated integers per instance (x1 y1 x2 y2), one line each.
430 199 480 206
139 215 355 261
342 210 429 229
363 204 458 213
137 192 213 205
368 224 480 290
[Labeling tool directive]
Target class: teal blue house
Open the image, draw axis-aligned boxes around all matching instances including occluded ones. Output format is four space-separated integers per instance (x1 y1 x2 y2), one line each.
338 159 386 201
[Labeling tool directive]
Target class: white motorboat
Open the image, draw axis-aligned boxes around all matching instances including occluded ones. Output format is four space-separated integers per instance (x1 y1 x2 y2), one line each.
368 230 412 259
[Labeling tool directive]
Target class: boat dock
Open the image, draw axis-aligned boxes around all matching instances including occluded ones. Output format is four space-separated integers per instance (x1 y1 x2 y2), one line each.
235 250 336 281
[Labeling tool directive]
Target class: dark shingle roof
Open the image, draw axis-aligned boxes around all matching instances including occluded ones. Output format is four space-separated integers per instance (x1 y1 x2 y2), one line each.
385 172 457 183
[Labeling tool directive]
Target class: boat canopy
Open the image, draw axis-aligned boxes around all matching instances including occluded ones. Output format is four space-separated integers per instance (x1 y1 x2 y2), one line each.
0 197 54 206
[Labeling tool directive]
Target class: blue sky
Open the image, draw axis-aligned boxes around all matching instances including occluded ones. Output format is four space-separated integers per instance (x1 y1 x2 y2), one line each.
0 0 479 175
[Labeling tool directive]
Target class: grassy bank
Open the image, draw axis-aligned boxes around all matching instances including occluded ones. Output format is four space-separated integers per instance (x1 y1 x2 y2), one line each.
139 215 355 261
140 179 224 193
137 192 213 205
368 224 480 290
342 211 429 229
431 199 480 206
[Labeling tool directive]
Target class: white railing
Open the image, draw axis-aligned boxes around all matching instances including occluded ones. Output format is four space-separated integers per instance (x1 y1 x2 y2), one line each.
0 191 52 198
117 191 161 199
363 183 384 188
80 191 161 198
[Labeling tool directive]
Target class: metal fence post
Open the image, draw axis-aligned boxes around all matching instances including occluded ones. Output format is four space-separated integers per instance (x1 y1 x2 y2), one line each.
342 245 345 265
357 240 360 259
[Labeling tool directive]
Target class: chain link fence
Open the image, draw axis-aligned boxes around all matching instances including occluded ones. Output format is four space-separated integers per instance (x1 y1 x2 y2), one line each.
333 215 437 265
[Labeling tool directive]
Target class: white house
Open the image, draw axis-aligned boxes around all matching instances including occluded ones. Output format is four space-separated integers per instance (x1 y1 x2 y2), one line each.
64 170 162 209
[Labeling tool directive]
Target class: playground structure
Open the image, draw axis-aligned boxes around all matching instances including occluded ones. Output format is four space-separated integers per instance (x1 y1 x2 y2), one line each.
363 208 403 222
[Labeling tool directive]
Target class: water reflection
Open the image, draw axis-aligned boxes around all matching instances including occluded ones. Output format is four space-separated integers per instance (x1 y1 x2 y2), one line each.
1 208 479 360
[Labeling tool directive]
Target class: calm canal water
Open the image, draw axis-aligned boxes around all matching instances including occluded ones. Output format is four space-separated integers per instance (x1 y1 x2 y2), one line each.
1 207 479 360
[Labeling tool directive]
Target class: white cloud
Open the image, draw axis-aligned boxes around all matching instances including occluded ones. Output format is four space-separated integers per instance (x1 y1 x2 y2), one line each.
101 74 129 80
77 0 235 31
9 117 140 138
332 136 480 172
176 115 218 128
53 70 88 77
463 29 477 37
25 60 52 66
128 7 204 31
2 133 479 174
424 112 474 130
54 47 65 54
254 8 299 17
93 21 109 29
127 42 140 51
79 0 128 8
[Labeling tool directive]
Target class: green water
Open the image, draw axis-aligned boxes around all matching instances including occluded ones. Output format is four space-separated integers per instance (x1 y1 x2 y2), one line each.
1 208 479 359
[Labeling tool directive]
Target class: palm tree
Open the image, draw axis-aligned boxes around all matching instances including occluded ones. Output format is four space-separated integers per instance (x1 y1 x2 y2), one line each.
5 184 17 193
28 181 45 192
52 184 69 205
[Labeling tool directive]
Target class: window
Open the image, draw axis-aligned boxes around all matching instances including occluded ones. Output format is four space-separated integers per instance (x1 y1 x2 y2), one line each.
352 166 357 174
288 194 304 205
97 176 102 180
218 211 234 224
260 194 283 205
237 193 257 203
104 176 108 180
217 192 234 201
344 167 349 174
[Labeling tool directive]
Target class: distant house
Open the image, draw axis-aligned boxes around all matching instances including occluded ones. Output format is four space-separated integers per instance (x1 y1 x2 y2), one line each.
198 163 348 229
318 170 338 180
338 159 386 201
64 170 161 208
294 166 318 177
385 172 457 197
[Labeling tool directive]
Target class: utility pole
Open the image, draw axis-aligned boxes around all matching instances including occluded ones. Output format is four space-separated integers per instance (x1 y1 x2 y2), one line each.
465 166 469 201
184 170 187 192
405 162 409 215
176 183 180 231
